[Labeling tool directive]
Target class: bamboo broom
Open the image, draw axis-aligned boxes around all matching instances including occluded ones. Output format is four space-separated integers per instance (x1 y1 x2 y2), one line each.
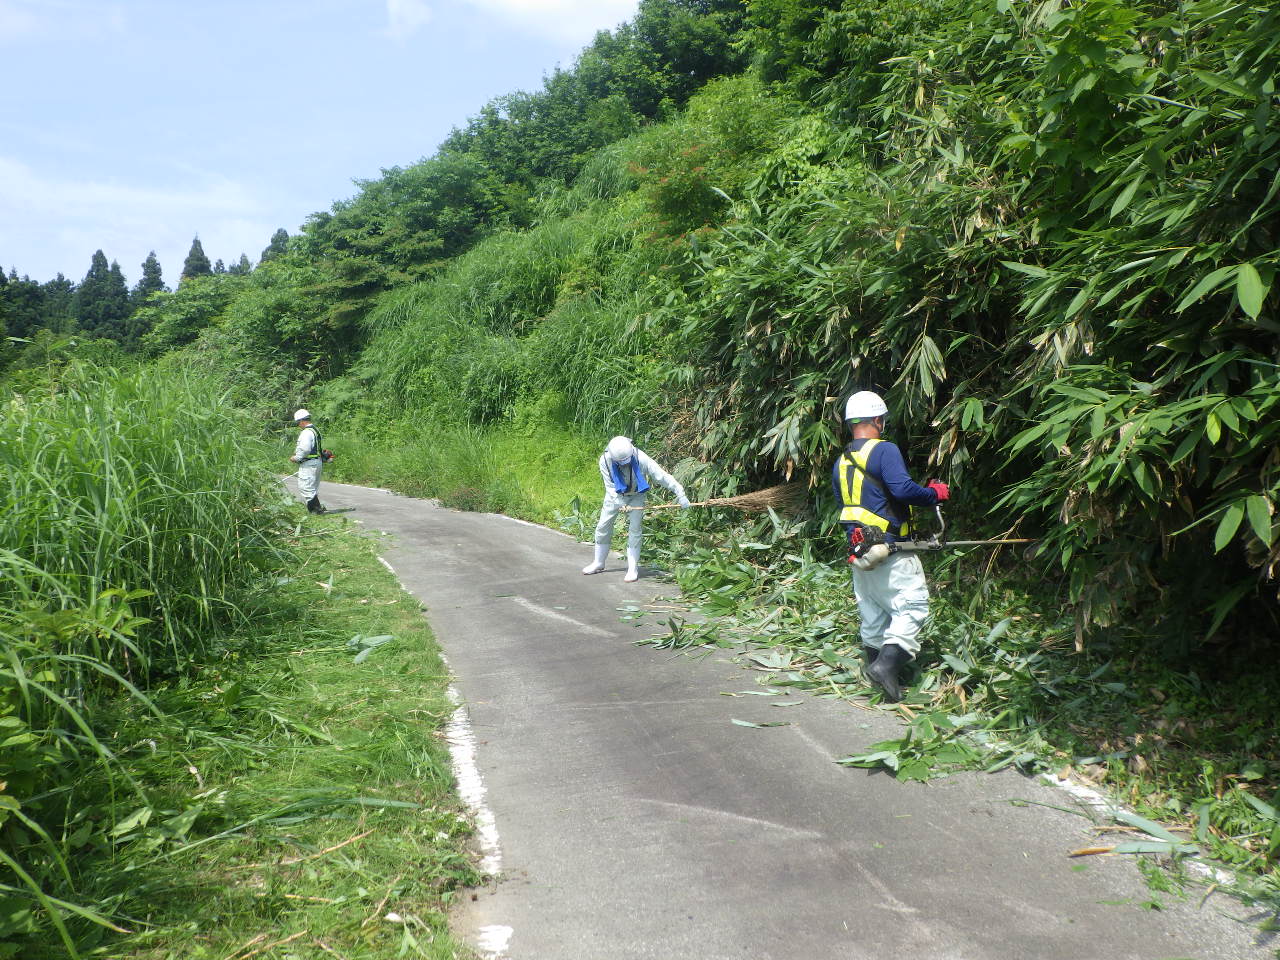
621 482 807 514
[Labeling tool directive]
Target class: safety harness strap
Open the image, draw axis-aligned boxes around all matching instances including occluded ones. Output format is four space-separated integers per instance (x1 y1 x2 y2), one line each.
301 426 322 461
837 438 909 535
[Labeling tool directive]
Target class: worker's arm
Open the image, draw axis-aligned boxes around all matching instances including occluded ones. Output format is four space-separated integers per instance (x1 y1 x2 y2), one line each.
636 450 689 504
874 443 939 507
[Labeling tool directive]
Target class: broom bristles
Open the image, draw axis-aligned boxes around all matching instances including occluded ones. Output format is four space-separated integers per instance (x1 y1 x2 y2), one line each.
701 482 807 514
622 481 809 513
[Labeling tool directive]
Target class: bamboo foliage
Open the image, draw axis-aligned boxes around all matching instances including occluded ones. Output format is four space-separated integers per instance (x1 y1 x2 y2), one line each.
657 0 1279 640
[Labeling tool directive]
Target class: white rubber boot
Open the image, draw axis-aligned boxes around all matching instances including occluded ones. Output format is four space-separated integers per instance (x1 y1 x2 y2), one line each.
623 546 641 582
582 542 609 575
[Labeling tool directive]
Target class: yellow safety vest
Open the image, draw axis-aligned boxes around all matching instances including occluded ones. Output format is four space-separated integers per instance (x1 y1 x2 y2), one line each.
836 439 909 534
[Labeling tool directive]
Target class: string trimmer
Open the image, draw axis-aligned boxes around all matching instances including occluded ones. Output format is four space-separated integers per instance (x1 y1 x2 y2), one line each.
891 505 1034 552
850 505 1033 570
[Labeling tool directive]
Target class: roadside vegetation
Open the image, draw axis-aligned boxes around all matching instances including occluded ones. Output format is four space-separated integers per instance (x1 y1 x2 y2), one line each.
0 365 476 957
5 0 1278 940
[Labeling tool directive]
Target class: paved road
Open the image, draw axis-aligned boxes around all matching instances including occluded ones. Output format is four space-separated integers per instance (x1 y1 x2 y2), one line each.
302 480 1274 960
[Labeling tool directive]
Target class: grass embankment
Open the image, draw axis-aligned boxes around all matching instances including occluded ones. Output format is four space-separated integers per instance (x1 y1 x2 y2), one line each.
97 522 478 960
324 419 603 527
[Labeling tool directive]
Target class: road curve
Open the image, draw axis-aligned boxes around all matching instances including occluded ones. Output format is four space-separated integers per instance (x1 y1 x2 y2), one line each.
302 479 1273 960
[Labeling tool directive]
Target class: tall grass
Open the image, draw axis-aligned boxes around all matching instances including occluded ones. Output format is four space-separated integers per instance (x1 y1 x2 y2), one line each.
326 412 600 524
0 363 293 955
0 364 290 672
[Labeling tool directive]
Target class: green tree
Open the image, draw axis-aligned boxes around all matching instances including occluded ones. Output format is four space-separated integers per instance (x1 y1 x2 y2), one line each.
2 269 50 340
131 251 167 308
181 236 213 281
228 253 253 275
441 0 747 185
72 251 130 340
260 228 289 262
137 274 247 355
214 258 226 274
40 273 76 333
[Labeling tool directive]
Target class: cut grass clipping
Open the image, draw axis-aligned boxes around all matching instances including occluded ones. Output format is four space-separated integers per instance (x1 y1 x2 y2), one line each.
19 521 481 960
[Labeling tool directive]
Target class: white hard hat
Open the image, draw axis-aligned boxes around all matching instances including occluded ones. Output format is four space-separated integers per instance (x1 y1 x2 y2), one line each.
606 436 635 463
293 409 311 421
844 391 888 421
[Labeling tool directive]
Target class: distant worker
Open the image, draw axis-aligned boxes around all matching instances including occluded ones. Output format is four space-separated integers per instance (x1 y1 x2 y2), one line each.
290 408 327 514
582 436 690 582
834 391 949 702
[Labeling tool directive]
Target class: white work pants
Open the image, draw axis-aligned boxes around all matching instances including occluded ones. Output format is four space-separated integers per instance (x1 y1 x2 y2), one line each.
297 459 322 501
594 491 646 550
852 551 930 657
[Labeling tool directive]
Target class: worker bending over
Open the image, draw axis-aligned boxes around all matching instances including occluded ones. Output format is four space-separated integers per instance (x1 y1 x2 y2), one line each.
834 391 949 701
583 436 689 582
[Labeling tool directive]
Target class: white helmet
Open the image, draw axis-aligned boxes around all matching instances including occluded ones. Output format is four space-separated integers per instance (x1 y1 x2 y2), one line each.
293 408 311 422
844 391 888 421
606 435 635 464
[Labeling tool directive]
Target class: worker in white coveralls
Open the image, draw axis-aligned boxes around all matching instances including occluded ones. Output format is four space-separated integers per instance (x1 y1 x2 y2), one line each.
834 391 950 702
582 436 690 582
289 409 327 514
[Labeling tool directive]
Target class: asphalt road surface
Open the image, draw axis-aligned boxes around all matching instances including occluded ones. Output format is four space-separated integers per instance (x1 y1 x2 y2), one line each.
297 479 1276 960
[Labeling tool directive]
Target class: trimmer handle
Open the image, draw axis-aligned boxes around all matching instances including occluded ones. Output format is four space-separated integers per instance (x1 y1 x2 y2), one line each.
935 504 947 547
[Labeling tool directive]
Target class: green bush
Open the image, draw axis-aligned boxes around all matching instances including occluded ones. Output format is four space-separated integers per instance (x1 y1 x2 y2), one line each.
650 0 1280 644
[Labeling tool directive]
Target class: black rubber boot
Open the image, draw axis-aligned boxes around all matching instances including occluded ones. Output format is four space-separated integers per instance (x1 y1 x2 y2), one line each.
865 643 911 703
307 497 327 514
861 646 880 671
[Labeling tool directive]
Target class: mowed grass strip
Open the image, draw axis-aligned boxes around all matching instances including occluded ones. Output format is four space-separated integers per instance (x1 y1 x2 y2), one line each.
89 521 481 960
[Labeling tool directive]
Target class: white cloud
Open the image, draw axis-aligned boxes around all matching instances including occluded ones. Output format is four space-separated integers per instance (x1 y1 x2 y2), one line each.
0 156 273 284
456 0 638 46
386 0 433 39
0 0 124 44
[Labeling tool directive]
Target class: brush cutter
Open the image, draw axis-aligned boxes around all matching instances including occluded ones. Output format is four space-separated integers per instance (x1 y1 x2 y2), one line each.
849 506 1033 570
897 505 1033 551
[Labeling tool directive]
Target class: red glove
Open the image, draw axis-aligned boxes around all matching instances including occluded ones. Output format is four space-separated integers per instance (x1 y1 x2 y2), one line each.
927 480 950 502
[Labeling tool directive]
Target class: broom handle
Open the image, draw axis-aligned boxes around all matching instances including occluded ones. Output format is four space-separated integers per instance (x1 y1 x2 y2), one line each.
620 500 713 512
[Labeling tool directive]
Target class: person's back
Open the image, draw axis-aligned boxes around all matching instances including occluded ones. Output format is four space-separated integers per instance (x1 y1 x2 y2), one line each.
834 392 948 701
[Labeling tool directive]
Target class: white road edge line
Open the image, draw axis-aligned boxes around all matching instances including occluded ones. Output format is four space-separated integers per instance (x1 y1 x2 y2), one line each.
373 559 510 958
442 676 509 958
488 512 575 538
477 925 514 958
442 679 503 876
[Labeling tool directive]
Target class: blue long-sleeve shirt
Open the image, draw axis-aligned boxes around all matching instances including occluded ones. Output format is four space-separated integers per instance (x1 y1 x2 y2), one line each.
831 438 938 537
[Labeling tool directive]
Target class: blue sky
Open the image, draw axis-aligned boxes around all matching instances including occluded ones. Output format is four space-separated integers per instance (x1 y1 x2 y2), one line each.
0 0 639 285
